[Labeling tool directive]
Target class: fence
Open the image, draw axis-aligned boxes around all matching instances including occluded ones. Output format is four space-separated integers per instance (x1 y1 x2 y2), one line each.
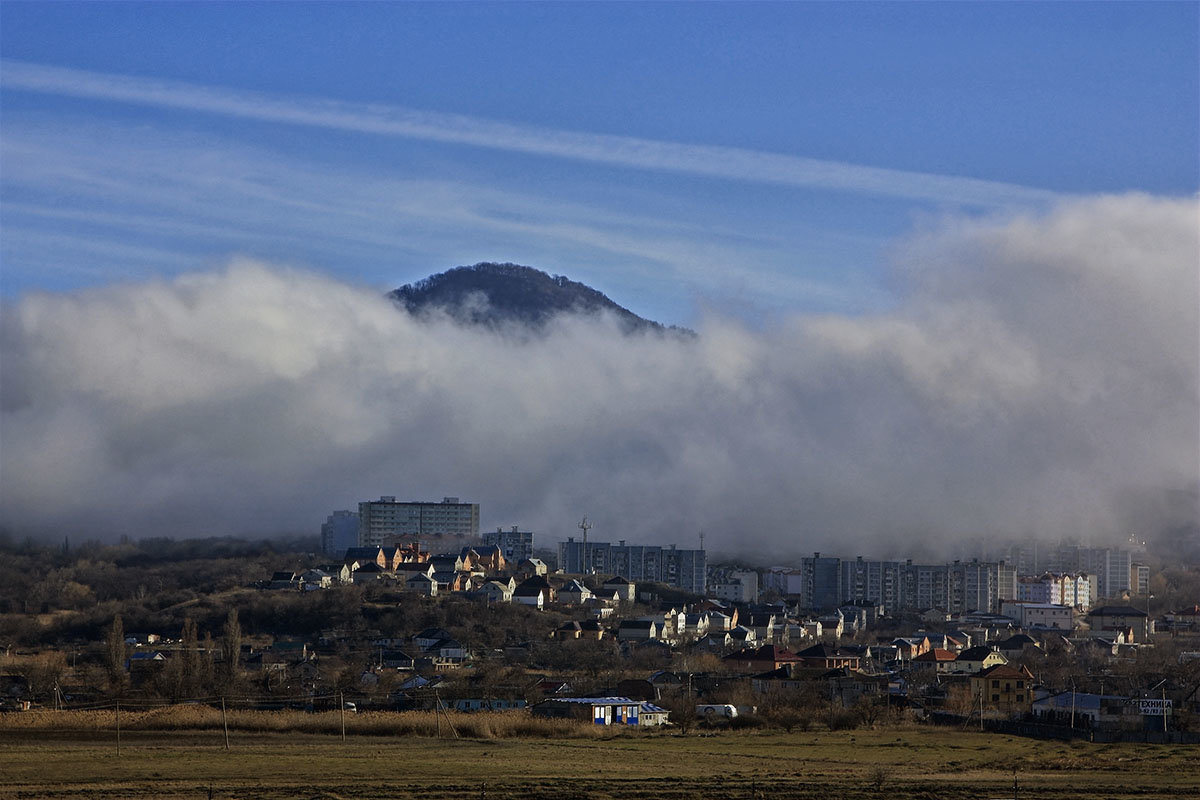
928 711 1200 744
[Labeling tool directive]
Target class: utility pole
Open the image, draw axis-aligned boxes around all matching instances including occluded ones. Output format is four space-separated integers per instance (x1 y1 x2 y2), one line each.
340 691 346 742
578 517 592 575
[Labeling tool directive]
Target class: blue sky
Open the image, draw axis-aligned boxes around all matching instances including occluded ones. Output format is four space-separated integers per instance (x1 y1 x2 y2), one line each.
1 1 1197 326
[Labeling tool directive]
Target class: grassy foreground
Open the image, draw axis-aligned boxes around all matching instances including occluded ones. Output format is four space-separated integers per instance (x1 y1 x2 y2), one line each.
0 714 1196 799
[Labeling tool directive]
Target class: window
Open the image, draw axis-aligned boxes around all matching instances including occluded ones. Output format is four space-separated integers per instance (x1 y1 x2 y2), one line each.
992 694 1000 702
992 680 1000 688
1017 680 1024 689
1017 694 1024 701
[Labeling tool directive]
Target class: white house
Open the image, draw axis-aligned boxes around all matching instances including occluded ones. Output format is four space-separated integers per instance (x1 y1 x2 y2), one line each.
557 580 594 606
478 580 514 603
406 573 438 596
603 576 636 603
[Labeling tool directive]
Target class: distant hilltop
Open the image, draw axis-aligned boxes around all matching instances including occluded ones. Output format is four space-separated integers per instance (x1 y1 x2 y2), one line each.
389 262 693 336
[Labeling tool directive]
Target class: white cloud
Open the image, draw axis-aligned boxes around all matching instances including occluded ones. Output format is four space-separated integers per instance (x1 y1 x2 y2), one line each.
1 120 882 315
1 195 1195 557
1 59 1063 208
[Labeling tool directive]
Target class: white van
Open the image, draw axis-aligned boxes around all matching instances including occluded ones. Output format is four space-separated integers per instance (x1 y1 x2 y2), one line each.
696 703 738 719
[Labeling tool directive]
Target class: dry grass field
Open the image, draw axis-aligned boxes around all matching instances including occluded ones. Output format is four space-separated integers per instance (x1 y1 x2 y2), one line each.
0 710 1196 799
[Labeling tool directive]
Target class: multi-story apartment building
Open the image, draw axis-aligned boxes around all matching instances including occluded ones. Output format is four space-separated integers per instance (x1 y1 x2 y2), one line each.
763 567 807 597
996 561 1018 603
320 510 359 557
1130 563 1150 596
557 538 706 594
840 557 903 614
800 553 843 611
772 555 1015 615
707 568 759 603
902 562 952 613
357 496 479 547
1048 544 1131 600
1017 573 1091 609
482 526 535 563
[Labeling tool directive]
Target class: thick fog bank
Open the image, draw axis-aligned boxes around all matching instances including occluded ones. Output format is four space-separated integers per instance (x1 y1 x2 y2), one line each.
2 194 1196 560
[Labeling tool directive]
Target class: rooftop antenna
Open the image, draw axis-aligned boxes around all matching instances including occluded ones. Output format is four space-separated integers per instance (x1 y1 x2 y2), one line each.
579 516 592 574
699 530 705 552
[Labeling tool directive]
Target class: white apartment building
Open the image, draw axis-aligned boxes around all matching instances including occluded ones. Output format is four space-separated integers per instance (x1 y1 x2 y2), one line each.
1017 573 1091 610
357 496 479 547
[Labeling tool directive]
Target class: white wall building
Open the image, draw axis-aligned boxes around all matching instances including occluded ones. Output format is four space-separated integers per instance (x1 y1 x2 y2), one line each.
1001 601 1074 631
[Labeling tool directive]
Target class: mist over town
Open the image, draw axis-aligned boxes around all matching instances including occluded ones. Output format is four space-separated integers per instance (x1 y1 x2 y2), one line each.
3 193 1196 560
1 4 1198 797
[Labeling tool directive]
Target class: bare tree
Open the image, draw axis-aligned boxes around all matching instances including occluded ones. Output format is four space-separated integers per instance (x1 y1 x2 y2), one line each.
661 692 697 735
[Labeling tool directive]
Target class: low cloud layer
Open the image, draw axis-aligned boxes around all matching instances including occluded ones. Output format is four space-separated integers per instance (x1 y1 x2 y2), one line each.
2 194 1196 559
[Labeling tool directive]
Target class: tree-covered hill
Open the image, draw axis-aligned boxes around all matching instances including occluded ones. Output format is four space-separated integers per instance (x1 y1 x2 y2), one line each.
390 262 690 335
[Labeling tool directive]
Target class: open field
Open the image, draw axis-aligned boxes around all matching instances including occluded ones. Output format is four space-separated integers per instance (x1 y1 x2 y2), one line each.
1 716 1197 800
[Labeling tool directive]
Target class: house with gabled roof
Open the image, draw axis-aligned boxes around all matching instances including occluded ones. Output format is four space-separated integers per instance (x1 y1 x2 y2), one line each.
579 619 606 640
432 570 469 593
394 561 435 579
1087 606 1151 642
518 557 548 577
683 613 710 639
300 569 333 589
389 542 428 567
892 635 932 662
406 572 437 596
951 645 1007 675
795 643 860 670
971 663 1034 714
603 576 636 603
584 595 618 618
344 546 388 570
912 648 958 675
617 619 658 642
514 576 551 609
430 554 464 574
695 631 733 651
351 563 388 584
476 580 514 604
462 545 505 572
995 633 1041 658
316 563 353 583
558 579 593 606
723 644 803 672
553 621 583 640
728 625 757 647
